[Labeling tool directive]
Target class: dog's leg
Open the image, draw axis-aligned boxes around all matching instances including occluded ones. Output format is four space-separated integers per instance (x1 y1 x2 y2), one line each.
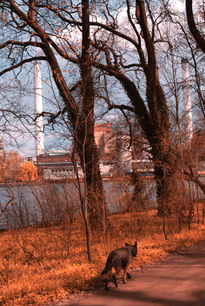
105 279 109 291
114 266 121 288
105 273 109 291
127 272 131 279
123 266 128 284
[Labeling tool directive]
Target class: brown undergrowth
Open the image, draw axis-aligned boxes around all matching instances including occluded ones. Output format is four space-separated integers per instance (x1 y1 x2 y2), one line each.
0 206 205 305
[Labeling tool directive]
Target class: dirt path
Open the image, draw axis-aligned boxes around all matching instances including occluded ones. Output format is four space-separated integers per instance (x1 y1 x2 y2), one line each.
50 240 205 306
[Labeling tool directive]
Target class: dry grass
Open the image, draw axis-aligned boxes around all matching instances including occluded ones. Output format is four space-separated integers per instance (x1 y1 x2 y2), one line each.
0 207 205 305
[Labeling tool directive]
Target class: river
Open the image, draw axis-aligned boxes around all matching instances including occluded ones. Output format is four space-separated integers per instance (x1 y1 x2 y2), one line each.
0 178 203 230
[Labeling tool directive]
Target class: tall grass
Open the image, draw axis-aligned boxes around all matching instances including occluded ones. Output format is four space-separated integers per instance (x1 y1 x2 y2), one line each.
0 207 205 305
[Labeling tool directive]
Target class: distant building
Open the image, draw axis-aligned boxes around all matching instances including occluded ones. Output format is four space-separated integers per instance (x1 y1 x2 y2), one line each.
94 122 115 155
36 153 83 180
34 121 152 180
34 122 125 179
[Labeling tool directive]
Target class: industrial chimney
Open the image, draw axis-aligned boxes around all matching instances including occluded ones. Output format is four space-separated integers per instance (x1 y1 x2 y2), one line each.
34 60 44 156
181 58 193 142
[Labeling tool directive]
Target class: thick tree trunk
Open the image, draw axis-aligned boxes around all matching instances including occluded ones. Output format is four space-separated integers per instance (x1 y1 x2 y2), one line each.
115 71 178 216
152 140 178 216
149 84 179 216
77 0 107 233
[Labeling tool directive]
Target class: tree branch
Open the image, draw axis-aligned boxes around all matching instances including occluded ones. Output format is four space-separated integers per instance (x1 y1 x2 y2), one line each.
0 56 47 76
186 0 205 53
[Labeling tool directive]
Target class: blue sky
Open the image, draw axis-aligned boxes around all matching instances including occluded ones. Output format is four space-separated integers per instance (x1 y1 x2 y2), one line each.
0 0 202 157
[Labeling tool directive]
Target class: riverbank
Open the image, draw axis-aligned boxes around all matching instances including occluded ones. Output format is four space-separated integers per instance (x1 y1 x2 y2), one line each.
0 208 205 305
0 175 133 186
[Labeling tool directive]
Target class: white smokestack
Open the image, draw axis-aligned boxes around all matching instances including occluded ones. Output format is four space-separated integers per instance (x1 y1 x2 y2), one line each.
181 58 193 142
34 60 44 156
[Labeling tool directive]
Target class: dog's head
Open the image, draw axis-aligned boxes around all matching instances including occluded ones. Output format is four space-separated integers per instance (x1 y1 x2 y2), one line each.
125 241 137 257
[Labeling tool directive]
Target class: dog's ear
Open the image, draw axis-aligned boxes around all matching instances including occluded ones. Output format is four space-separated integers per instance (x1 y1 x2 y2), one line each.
134 241 137 247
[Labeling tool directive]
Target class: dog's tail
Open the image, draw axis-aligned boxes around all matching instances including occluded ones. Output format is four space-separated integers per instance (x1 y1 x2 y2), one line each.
101 254 113 275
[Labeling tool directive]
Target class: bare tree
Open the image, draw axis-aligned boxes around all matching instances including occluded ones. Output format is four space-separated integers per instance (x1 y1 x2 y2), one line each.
85 0 204 216
83 0 181 216
0 1 107 232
